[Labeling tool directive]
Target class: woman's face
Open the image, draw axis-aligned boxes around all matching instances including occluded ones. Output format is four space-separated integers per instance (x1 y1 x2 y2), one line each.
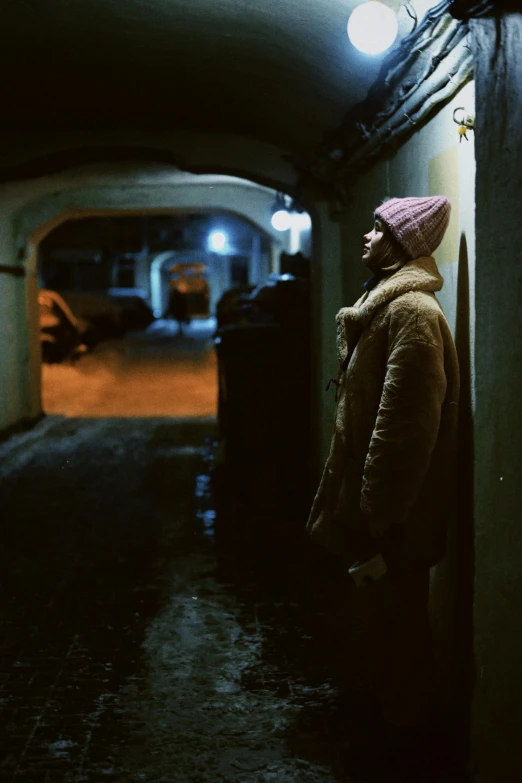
362 216 386 272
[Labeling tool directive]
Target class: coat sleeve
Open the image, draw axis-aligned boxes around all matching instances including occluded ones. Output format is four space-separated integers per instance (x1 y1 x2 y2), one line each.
360 314 448 530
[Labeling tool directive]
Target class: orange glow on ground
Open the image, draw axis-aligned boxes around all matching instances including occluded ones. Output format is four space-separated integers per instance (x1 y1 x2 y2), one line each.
41 319 218 418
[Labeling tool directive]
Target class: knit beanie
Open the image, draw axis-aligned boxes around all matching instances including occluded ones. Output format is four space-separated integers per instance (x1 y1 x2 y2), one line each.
375 196 451 259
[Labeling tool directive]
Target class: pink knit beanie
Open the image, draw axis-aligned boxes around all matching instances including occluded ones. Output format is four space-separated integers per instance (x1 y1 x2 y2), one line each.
375 196 451 259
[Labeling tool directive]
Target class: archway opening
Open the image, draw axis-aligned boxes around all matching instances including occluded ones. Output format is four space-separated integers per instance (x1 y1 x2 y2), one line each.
36 206 311 419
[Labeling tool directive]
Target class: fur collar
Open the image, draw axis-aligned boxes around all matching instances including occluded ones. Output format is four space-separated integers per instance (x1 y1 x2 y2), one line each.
336 256 443 366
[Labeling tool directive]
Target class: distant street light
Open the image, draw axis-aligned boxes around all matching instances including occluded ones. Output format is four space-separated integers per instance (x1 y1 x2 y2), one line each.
209 231 228 253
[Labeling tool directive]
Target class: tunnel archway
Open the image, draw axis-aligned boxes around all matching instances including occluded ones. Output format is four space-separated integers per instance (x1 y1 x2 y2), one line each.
11 164 311 421
148 212 280 319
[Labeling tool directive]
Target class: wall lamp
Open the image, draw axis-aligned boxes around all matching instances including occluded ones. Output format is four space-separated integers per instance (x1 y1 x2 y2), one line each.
347 1 412 55
271 193 312 232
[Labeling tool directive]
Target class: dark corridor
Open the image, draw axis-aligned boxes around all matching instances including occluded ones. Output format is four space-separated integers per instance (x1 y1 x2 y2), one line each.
0 411 466 783
0 416 347 783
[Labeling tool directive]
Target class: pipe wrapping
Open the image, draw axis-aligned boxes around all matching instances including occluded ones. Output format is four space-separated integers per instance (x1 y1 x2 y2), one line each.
303 2 473 187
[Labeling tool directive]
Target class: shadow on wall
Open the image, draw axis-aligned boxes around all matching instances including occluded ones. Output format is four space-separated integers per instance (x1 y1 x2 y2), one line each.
430 233 475 751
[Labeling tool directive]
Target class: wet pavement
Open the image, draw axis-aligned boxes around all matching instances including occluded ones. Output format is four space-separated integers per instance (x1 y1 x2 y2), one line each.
1 326 466 783
0 415 365 783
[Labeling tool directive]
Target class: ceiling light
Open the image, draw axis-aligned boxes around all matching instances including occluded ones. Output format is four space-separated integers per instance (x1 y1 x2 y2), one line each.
347 1 398 56
271 210 292 232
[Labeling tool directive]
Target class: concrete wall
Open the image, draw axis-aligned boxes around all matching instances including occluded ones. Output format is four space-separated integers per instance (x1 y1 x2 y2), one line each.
0 200 34 433
0 272 34 432
0 131 297 194
12 173 289 248
305 18 522 777
316 80 477 739
309 200 344 471
469 15 522 783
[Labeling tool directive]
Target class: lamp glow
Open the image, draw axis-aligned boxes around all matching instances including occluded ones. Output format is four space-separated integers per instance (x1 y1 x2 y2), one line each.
347 1 398 55
209 230 228 252
271 210 292 231
294 212 312 231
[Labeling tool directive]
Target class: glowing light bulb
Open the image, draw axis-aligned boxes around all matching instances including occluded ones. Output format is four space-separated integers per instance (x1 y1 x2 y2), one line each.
347 1 398 55
271 210 292 231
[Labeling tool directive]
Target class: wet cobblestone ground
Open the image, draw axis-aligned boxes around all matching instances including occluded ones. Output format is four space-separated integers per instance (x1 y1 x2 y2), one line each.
0 416 365 783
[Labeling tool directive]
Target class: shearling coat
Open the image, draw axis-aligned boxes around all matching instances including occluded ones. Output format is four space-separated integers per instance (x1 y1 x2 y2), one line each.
307 256 460 568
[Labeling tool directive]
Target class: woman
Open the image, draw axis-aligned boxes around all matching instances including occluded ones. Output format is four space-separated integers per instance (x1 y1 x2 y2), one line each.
307 196 460 740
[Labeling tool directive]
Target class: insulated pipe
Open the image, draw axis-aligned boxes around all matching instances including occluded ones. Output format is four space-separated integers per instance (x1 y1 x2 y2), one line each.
336 39 473 179
379 22 467 124
383 13 457 91
308 3 469 185
357 22 468 144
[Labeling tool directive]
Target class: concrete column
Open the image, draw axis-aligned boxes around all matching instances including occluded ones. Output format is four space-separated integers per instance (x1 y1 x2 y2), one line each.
270 240 281 275
150 252 177 317
310 200 343 470
257 247 269 282
0 216 34 433
207 256 221 315
300 225 312 258
134 253 151 300
207 254 231 315
470 14 522 783
289 224 299 254
110 256 119 288
25 243 42 419
221 255 232 292
249 234 262 284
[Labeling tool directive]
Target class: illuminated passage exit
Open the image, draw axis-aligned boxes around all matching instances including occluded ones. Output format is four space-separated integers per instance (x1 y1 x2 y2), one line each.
37 211 275 418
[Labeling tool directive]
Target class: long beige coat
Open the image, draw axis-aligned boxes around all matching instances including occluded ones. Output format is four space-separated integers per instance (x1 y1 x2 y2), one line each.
307 256 460 568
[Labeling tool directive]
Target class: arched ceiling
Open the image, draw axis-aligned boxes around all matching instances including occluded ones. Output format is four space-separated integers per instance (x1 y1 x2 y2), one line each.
0 1 383 161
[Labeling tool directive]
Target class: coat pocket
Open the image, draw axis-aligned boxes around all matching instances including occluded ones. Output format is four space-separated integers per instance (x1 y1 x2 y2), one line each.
309 452 366 563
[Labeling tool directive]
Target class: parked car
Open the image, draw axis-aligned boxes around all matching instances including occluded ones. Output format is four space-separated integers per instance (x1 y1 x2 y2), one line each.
106 289 155 332
38 289 99 363
58 289 155 338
